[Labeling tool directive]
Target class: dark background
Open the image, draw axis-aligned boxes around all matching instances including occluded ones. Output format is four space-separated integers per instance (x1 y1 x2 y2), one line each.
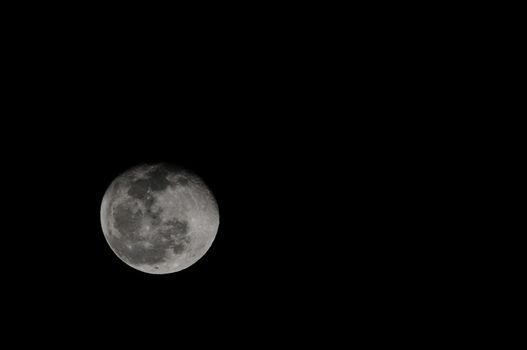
5 70 359 341
0 10 473 344
6 79 433 343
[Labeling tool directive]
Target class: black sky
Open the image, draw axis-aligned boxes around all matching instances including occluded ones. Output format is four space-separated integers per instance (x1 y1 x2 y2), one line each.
5 79 357 334
1 22 451 343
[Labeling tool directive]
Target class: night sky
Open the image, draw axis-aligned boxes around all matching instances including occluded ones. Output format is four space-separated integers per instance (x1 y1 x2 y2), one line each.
1 27 442 343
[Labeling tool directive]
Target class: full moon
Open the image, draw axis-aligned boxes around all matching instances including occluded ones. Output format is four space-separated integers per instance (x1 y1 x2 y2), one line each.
100 163 219 274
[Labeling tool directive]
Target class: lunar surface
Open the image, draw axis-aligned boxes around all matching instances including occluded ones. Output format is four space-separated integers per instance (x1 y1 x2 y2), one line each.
100 163 219 274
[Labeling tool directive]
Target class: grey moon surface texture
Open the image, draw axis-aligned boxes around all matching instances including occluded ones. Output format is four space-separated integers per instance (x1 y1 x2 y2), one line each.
100 163 220 274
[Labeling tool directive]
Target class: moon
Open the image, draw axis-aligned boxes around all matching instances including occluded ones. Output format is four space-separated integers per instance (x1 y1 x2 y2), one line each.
100 163 219 274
